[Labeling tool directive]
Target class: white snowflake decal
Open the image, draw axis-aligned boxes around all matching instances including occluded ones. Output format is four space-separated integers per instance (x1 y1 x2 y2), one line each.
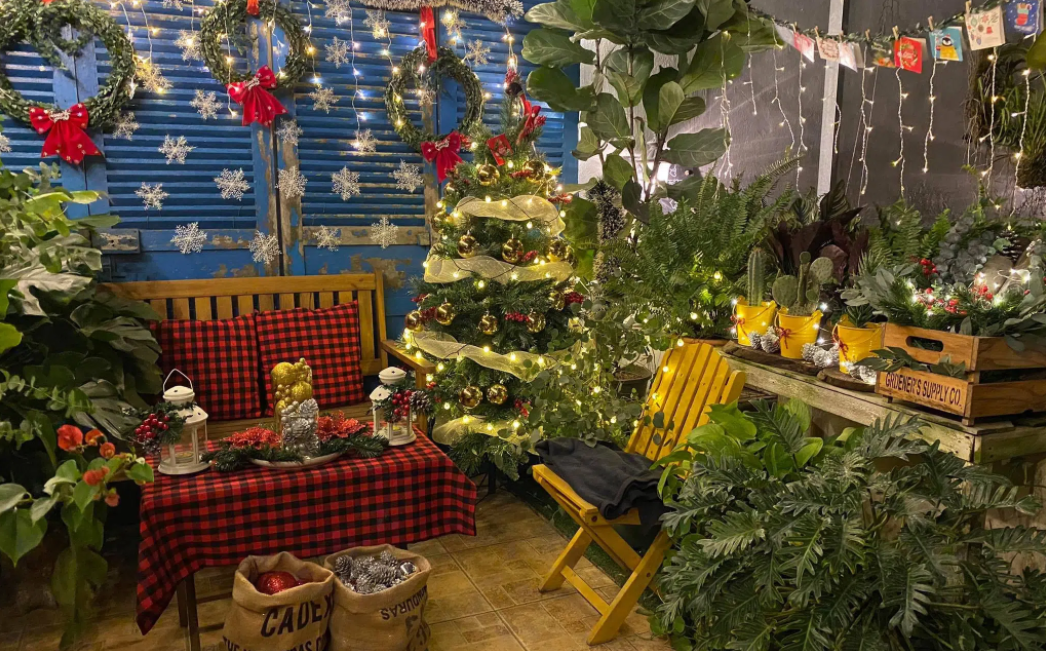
113 112 139 140
415 86 434 108
215 168 250 201
162 0 186 9
441 10 466 44
309 87 338 113
325 37 351 68
137 183 169 211
172 222 207 254
278 167 308 199
191 89 221 120
465 40 491 66
176 30 202 61
135 56 171 94
364 10 390 39
392 160 423 192
249 230 280 264
276 119 303 146
316 225 341 251
353 129 377 154
332 167 361 201
370 215 399 249
159 134 194 164
0 133 10 153
324 0 352 23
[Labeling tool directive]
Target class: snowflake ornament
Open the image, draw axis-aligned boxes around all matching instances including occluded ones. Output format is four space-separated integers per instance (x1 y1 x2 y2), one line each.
441 10 466 44
465 40 491 66
353 129 376 154
0 133 10 153
162 0 186 9
278 167 308 199
172 222 207 254
191 89 221 120
332 167 361 200
324 0 352 23
364 10 390 38
137 183 169 211
113 112 139 140
371 215 398 249
249 230 280 264
316 226 341 251
276 119 303 146
325 37 351 68
215 168 250 201
135 57 171 94
159 135 194 164
176 30 202 61
392 160 423 192
415 86 434 108
309 87 338 113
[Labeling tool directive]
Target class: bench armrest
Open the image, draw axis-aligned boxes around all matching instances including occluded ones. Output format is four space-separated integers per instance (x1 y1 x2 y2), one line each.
381 339 436 389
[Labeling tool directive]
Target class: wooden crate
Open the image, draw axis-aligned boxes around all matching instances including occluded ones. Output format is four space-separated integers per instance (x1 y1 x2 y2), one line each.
882 324 1046 371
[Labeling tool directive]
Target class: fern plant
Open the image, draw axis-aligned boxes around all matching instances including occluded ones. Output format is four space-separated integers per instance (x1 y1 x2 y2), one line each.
654 400 1046 651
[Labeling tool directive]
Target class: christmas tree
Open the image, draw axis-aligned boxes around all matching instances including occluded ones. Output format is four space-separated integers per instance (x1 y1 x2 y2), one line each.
404 70 581 473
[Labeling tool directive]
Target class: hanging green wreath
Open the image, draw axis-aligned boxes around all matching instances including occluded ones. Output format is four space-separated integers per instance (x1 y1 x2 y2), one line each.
0 0 134 130
385 45 484 150
199 0 311 89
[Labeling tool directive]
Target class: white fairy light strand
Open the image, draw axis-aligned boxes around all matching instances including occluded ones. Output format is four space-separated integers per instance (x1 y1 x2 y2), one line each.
744 15 757 116
923 54 939 174
985 48 999 184
796 37 806 184
1015 67 1032 191
718 36 733 180
892 66 908 198
770 42 796 154
348 6 363 139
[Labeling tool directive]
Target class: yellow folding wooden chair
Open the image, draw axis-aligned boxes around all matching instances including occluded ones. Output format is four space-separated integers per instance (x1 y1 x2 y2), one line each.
532 342 747 645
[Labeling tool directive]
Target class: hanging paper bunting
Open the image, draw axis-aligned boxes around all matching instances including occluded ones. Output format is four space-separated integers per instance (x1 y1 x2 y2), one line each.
1006 0 1042 36
930 27 965 61
793 32 816 61
894 37 925 73
817 37 840 61
774 24 795 47
871 42 896 68
966 6 1005 50
28 104 102 164
838 42 862 71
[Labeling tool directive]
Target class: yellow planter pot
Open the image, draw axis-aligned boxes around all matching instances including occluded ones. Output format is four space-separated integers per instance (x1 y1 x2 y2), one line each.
733 301 777 347
834 322 883 373
776 310 823 359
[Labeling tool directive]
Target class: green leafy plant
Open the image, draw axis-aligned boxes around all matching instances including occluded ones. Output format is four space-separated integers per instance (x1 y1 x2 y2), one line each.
771 252 833 317
0 161 161 646
858 346 968 378
654 400 1046 651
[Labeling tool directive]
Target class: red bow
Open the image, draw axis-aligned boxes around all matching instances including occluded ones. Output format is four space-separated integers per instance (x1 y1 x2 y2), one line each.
28 104 101 164
549 193 572 205
246 0 259 15
517 93 545 144
420 7 437 63
776 327 793 343
487 134 512 165
421 131 464 182
226 66 287 127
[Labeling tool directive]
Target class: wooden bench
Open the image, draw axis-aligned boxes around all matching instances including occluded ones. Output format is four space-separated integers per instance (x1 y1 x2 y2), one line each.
102 275 389 436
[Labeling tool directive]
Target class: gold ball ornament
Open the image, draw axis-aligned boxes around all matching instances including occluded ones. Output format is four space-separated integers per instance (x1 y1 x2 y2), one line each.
274 399 289 415
547 240 573 263
487 384 508 405
435 302 457 326
549 289 566 311
523 159 547 183
404 310 424 332
502 237 524 264
289 382 313 403
271 362 297 387
457 233 479 258
568 317 584 333
459 385 484 409
527 312 546 333
479 313 499 336
476 164 501 186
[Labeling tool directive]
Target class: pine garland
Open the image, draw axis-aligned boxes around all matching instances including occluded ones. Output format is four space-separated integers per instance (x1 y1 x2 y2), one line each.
0 0 135 130
199 0 311 89
385 45 483 150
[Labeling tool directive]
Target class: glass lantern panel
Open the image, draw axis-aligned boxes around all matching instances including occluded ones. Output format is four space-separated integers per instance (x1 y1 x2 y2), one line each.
161 422 205 466
376 406 412 440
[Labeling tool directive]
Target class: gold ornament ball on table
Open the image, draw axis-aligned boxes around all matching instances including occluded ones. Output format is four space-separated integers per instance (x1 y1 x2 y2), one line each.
487 384 508 405
459 385 484 409
435 302 457 326
502 237 524 264
405 310 424 332
476 164 500 186
527 312 546 333
457 233 479 258
523 159 546 183
270 361 297 387
479 313 499 335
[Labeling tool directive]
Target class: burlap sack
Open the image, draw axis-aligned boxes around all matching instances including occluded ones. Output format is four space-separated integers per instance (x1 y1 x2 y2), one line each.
222 552 336 651
323 545 431 651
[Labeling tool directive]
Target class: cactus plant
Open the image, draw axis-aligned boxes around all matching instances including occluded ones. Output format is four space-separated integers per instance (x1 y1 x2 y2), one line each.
746 247 768 305
771 252 834 316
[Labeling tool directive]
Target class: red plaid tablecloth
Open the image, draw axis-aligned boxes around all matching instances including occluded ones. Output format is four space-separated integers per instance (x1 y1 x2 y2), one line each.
135 432 476 634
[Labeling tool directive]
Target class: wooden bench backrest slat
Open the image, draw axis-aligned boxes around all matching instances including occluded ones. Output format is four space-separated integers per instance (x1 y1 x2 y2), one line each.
101 275 389 376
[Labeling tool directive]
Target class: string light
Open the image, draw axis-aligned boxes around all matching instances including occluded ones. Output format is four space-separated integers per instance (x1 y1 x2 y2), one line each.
718 35 733 179
796 26 806 184
770 38 796 153
985 48 999 183
923 45 939 174
745 14 757 116
1015 67 1032 192
893 66 907 197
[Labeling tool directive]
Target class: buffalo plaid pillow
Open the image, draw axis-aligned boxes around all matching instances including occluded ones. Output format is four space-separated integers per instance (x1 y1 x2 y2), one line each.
153 315 263 421
255 302 366 414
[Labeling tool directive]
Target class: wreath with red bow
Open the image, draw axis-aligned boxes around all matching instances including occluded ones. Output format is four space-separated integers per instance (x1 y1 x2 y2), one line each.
0 0 135 163
199 0 311 127
384 44 484 153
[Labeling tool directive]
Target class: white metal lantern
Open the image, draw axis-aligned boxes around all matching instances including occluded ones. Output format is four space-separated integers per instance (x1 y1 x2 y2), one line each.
371 367 413 444
158 370 210 475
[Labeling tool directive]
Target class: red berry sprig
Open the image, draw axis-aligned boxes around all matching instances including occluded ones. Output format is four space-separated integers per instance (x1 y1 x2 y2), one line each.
505 311 529 323
134 411 171 443
564 292 584 306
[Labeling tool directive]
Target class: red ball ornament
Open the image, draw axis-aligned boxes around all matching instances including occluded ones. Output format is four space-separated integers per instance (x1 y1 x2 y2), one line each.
255 571 302 595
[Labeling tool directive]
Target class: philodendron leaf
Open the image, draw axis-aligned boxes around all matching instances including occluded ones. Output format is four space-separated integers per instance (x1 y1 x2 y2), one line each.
657 81 685 129
603 153 635 190
527 68 596 112
664 128 729 167
525 0 596 31
638 0 695 30
592 0 638 34
680 34 744 93
607 71 644 107
585 93 631 142
671 96 707 125
522 28 594 66
697 0 734 29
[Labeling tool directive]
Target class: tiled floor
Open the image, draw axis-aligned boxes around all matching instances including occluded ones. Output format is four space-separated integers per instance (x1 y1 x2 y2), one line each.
3 491 670 651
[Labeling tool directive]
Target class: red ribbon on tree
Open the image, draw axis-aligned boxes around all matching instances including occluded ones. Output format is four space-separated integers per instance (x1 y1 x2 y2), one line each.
246 0 259 15
420 6 437 63
487 134 512 165
226 66 287 127
421 131 464 182
28 104 101 164
517 93 545 144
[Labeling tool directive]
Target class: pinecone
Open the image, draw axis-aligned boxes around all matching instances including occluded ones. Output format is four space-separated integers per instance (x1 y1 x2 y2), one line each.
748 332 762 349
409 391 432 414
759 330 780 353
379 550 398 566
849 364 878 384
368 563 401 588
353 575 376 594
802 343 819 363
333 556 353 583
